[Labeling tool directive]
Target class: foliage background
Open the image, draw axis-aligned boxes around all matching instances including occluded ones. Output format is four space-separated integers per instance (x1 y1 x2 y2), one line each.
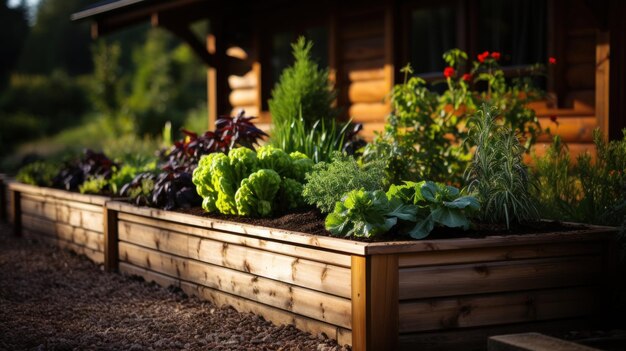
0 0 209 170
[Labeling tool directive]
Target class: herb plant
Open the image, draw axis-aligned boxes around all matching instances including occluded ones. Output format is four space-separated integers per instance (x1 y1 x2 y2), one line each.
465 105 540 228
52 149 117 192
302 152 386 213
533 129 626 225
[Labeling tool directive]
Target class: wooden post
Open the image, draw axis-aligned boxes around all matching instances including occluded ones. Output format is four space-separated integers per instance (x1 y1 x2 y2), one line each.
608 0 626 140
0 176 6 223
11 190 21 236
351 254 399 351
103 206 119 272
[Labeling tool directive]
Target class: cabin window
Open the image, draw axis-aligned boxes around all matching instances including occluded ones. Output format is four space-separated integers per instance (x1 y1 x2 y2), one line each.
403 0 547 76
409 5 458 74
477 0 547 66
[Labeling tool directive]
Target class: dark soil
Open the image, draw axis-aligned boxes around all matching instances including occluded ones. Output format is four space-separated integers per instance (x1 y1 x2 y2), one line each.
177 206 588 242
0 223 349 351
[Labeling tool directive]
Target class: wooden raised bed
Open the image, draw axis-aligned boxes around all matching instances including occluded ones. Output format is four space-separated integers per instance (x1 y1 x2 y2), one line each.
104 200 616 351
0 174 9 223
9 182 110 264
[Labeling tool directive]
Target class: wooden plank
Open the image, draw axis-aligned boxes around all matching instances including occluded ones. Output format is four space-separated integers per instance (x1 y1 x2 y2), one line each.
537 116 597 143
398 256 603 300
195 237 351 298
595 31 610 137
106 201 369 255
351 255 399 350
488 332 600 351
351 256 367 350
340 18 384 41
348 80 388 103
11 190 21 236
363 227 615 255
119 242 351 327
230 106 259 117
0 175 6 223
23 228 104 264
368 254 399 350
8 182 108 205
184 282 343 343
104 207 118 272
342 36 385 62
20 192 103 213
228 71 256 90
398 242 602 268
229 88 257 107
21 196 58 221
349 102 389 122
21 213 104 252
398 318 592 351
118 220 190 258
118 214 351 267
119 262 181 289
337 328 352 348
399 286 598 333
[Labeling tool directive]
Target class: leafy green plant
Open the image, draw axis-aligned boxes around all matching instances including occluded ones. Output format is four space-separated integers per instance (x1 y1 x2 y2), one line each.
325 189 417 238
364 48 547 185
16 161 59 187
302 152 386 213
79 176 108 194
325 181 478 239
192 146 312 217
465 105 539 228
533 129 626 225
390 181 480 239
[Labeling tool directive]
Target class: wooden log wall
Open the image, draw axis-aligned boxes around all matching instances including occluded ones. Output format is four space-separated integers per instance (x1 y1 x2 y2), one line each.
106 201 357 346
392 238 612 350
8 182 108 264
336 5 392 138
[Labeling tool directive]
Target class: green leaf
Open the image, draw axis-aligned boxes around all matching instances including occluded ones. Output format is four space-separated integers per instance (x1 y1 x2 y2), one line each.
387 197 418 221
408 216 435 239
444 196 480 210
431 207 470 229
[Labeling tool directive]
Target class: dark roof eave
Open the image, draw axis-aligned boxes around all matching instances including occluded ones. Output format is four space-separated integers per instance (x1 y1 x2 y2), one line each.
71 0 149 21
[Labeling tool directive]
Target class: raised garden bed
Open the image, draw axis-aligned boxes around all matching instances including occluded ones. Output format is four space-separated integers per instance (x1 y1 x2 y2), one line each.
104 200 617 350
8 182 111 264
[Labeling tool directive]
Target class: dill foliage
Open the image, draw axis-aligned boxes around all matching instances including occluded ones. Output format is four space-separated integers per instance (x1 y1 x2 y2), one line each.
302 152 386 213
465 105 539 228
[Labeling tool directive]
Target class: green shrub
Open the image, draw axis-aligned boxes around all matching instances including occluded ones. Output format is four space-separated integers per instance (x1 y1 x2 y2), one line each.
465 105 539 228
302 152 386 213
269 36 337 131
16 161 59 187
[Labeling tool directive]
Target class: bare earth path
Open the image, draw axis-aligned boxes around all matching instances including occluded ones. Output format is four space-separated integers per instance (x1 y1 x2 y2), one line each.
0 224 349 351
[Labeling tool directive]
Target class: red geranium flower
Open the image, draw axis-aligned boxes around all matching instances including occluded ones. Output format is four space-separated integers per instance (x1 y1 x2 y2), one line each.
462 73 472 82
477 51 490 63
491 52 501 61
443 66 455 78
549 57 557 65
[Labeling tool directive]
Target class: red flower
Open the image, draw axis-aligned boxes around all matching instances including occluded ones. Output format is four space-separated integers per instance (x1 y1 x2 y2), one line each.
549 115 558 123
462 73 472 82
491 52 501 61
549 57 557 65
477 51 490 63
443 66 455 78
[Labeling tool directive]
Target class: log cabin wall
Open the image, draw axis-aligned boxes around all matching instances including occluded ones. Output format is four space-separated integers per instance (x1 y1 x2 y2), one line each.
214 0 605 149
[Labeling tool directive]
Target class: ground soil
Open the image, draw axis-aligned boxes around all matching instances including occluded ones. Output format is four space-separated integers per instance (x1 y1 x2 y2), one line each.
178 207 588 242
0 223 350 351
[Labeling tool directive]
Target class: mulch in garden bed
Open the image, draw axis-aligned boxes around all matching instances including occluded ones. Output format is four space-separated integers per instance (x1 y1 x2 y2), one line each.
0 223 350 351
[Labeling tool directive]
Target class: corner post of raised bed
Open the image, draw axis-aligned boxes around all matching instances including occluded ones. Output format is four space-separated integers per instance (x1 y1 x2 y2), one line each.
103 203 119 272
0 176 6 223
10 189 21 236
351 254 399 351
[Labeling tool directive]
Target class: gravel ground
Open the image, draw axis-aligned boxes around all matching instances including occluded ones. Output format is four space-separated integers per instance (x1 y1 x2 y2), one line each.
0 223 350 351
